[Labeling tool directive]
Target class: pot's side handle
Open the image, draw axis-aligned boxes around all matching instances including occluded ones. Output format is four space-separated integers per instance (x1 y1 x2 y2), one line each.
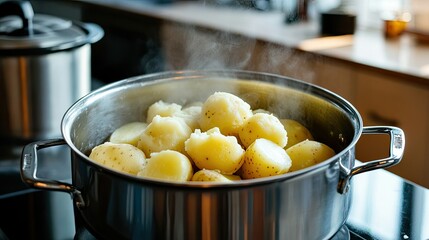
338 126 405 194
21 139 85 208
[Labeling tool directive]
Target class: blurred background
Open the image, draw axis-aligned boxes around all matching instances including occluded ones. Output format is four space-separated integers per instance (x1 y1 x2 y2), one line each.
1 0 429 239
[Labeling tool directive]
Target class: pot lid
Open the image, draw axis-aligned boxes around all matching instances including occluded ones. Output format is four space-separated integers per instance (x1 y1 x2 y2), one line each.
0 1 103 55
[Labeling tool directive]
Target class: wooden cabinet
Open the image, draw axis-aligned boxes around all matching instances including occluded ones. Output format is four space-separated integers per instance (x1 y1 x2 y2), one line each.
250 45 356 104
354 71 429 188
249 42 319 84
313 59 356 104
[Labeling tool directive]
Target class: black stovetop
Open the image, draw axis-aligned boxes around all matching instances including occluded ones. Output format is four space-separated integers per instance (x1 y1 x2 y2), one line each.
346 164 429 240
1 154 428 240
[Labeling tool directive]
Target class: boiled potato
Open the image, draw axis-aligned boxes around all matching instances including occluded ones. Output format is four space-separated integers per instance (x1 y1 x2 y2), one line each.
240 138 292 179
147 100 202 130
191 169 241 182
199 92 253 136
109 122 148 146
137 116 192 156
286 140 335 172
89 142 146 175
137 150 193 181
146 100 182 122
252 108 272 115
239 113 287 148
280 119 314 149
184 127 245 174
174 105 202 131
89 92 338 183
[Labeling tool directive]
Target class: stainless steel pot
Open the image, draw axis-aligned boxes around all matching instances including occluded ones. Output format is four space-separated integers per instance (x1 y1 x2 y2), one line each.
0 0 103 142
20 70 405 240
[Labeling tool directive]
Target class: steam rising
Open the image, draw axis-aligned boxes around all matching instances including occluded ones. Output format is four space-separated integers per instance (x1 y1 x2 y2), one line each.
161 23 256 71
160 19 318 84
156 6 323 125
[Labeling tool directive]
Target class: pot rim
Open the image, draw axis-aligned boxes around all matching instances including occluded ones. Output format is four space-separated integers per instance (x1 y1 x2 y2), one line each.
61 69 363 189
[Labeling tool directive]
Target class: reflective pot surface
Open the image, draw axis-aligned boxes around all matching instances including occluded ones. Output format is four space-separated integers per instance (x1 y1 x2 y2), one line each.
20 70 405 240
0 45 91 141
0 0 104 141
73 153 353 240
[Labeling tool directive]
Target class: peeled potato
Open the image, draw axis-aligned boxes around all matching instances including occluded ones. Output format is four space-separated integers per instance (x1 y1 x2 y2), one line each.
146 100 182 123
252 108 272 115
109 122 148 146
174 105 202 131
137 150 193 181
280 119 314 149
240 138 292 179
199 92 253 136
89 91 338 183
89 142 146 175
184 127 245 174
137 116 191 156
239 113 287 148
286 140 335 172
191 169 241 182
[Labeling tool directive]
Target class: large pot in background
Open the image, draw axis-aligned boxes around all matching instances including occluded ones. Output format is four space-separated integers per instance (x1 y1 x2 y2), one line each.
21 70 404 240
0 0 103 143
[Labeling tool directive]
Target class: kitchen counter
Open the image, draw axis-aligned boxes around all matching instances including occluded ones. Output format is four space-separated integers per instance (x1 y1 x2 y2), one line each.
75 0 429 86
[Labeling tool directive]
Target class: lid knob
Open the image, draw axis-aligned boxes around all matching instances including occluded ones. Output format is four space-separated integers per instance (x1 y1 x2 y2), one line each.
0 0 34 36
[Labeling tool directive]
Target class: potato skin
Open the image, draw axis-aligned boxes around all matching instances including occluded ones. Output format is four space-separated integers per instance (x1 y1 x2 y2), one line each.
199 92 253 136
89 142 146 175
137 150 193 181
286 140 335 172
191 169 241 182
280 119 314 149
184 127 245 174
138 116 191 156
240 138 292 179
239 113 287 148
